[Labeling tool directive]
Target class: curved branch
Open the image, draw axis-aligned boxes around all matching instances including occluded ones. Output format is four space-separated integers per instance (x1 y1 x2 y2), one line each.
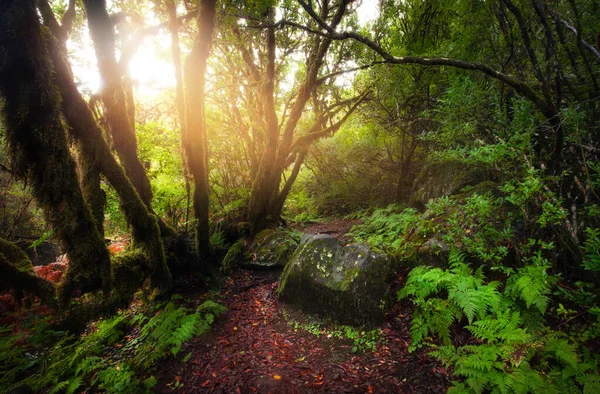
290 90 369 153
293 2 551 117
550 12 600 61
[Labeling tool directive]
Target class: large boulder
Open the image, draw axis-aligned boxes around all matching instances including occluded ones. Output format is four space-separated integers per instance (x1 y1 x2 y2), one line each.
278 234 396 325
243 229 300 269
411 159 497 206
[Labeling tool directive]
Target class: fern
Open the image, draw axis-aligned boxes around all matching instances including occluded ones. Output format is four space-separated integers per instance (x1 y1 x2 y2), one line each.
48 381 70 394
400 248 598 393
0 299 224 393
505 260 551 314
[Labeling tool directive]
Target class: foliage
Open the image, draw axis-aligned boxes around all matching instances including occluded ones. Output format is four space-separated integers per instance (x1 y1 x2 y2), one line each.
399 249 599 393
582 228 600 272
0 299 225 393
349 204 423 256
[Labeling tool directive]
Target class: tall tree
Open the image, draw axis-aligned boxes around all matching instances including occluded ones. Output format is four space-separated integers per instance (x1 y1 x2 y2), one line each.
214 0 367 233
183 0 218 259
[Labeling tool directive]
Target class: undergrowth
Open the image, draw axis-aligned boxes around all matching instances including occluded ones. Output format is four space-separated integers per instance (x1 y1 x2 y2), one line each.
352 165 600 392
399 249 600 393
281 308 383 353
0 297 225 393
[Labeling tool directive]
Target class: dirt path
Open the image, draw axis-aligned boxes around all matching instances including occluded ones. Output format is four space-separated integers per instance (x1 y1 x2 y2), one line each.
156 270 450 393
291 218 362 243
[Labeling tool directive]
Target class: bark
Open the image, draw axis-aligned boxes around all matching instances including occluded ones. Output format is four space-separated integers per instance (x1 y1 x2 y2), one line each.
36 0 172 291
0 238 57 307
44 27 172 293
0 0 112 306
247 7 279 233
38 0 108 237
83 0 177 237
183 0 217 259
166 0 192 234
75 143 107 237
271 150 307 219
82 0 154 210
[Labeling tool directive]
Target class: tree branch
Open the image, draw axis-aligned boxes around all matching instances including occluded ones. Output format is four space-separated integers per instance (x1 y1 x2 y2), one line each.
290 1 552 117
290 90 369 153
550 12 600 61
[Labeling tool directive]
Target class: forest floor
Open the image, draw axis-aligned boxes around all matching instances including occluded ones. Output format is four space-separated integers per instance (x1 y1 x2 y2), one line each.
154 220 451 393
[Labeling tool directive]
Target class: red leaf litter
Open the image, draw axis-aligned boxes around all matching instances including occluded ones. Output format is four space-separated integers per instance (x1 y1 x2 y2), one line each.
33 261 67 283
155 270 451 393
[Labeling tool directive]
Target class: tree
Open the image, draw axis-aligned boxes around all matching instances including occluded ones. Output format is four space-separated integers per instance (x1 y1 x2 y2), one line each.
183 0 218 260
293 0 600 172
210 0 368 233
0 0 112 305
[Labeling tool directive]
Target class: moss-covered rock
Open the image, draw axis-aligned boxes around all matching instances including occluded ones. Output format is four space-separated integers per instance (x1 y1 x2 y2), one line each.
221 241 244 275
244 229 300 269
278 234 395 325
411 159 496 206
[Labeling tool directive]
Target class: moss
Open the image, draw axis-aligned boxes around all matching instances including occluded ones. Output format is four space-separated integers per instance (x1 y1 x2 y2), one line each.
0 238 57 307
451 181 500 200
0 1 112 307
111 249 147 303
75 142 107 237
46 29 172 294
411 159 495 205
221 241 244 275
0 238 34 274
279 235 395 326
246 229 299 269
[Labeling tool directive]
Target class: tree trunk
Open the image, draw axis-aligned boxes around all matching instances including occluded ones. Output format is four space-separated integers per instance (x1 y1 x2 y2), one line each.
44 26 172 294
183 0 217 260
246 1 351 233
75 142 106 237
82 1 152 206
166 0 192 235
0 0 112 306
0 238 57 307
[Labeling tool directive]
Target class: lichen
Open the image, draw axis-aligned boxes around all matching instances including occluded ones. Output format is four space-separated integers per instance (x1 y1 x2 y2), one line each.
278 235 396 326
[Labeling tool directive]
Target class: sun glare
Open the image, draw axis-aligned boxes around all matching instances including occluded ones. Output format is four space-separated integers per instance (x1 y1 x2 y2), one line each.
69 1 379 100
69 23 175 100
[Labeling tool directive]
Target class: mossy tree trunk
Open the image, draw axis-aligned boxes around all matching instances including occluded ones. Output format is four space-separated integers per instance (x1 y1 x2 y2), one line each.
0 238 57 307
37 0 108 238
75 143 107 237
82 0 177 238
38 7 172 293
183 0 217 261
0 0 112 306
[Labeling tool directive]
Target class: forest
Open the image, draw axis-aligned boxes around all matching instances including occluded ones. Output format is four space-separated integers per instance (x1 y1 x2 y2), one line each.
0 0 599 392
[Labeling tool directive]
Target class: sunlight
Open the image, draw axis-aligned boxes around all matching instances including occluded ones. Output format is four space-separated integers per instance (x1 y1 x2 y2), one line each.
69 22 175 100
357 0 379 25
128 33 177 97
